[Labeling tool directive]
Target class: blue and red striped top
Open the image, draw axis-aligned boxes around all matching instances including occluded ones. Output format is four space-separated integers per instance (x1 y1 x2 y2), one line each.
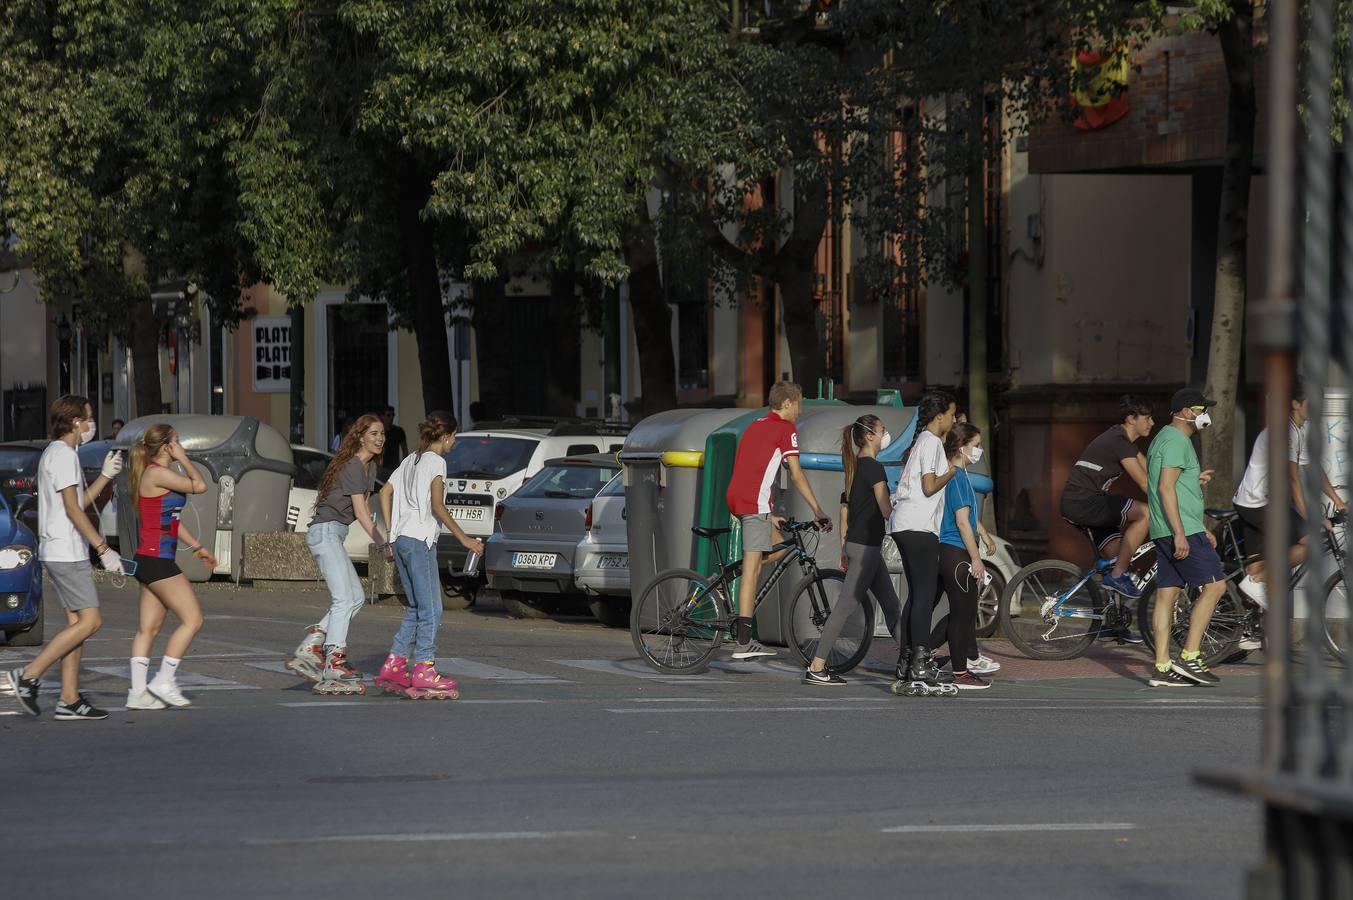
136 464 186 558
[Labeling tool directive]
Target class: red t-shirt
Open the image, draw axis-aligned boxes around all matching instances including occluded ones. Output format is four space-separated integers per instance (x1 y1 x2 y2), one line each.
726 412 799 516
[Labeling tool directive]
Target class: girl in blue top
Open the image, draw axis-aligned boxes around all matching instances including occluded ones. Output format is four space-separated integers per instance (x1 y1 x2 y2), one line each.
937 422 999 690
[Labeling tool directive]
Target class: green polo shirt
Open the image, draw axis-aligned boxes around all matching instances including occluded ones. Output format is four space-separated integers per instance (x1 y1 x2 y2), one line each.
1147 425 1205 540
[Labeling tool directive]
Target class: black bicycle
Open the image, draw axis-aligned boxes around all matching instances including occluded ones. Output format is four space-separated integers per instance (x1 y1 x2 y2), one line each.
631 520 863 674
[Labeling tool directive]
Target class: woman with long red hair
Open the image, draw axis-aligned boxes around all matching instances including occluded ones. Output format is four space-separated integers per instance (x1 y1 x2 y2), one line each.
285 414 387 696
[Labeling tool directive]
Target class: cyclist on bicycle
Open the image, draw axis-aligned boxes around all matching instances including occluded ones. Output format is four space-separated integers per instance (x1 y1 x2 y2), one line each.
1232 381 1347 608
1146 388 1228 687
725 381 831 661
1059 395 1154 602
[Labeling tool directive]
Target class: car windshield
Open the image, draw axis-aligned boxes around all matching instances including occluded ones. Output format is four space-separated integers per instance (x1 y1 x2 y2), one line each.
443 436 536 480
292 449 330 491
598 473 625 497
0 448 42 474
516 465 620 500
78 440 115 469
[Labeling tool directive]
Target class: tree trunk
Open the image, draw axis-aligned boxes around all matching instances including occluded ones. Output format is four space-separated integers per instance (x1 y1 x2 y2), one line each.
470 275 510 419
965 98 990 441
772 176 831 395
397 159 454 416
624 203 678 415
129 303 162 418
1201 1 1255 505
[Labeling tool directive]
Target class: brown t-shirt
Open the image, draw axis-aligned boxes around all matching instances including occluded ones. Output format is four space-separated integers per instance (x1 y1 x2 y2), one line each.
311 456 376 527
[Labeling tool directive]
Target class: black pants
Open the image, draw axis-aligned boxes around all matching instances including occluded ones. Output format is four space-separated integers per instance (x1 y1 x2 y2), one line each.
937 543 979 672
892 530 939 653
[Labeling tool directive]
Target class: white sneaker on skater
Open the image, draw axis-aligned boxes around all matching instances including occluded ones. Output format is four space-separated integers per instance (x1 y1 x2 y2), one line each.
148 678 191 708
126 688 167 710
1239 574 1268 611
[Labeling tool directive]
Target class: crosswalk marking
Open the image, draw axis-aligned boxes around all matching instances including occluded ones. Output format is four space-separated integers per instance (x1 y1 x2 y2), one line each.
549 658 718 682
435 657 568 684
87 666 259 691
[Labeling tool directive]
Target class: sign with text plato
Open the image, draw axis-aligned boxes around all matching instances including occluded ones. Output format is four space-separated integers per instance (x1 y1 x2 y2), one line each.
252 315 293 393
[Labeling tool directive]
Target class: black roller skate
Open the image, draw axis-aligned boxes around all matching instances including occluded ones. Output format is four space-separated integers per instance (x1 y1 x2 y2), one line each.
890 646 959 697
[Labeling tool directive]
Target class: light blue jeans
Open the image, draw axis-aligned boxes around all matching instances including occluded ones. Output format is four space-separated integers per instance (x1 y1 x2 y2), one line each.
307 521 364 648
389 536 442 662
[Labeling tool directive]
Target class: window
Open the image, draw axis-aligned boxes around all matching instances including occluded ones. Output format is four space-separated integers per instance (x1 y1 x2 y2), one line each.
598 473 625 497
443 436 537 480
516 464 621 500
291 449 330 491
565 443 601 456
676 295 710 391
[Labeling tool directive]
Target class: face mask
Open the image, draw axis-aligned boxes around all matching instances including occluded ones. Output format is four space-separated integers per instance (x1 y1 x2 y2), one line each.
965 446 984 464
1194 410 1212 430
80 420 96 444
880 430 893 450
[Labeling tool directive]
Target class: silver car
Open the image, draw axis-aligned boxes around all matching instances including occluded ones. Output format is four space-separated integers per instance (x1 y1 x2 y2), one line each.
484 454 622 620
573 474 629 627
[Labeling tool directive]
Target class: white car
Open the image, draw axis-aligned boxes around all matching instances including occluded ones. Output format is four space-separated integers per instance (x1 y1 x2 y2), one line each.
287 445 384 563
572 473 629 626
436 421 627 583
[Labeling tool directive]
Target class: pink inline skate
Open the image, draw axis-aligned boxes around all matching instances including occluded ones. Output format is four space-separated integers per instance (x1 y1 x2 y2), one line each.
373 654 413 696
405 661 459 700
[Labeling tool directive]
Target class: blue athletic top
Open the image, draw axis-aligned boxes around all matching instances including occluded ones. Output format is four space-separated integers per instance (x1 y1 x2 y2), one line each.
939 468 979 550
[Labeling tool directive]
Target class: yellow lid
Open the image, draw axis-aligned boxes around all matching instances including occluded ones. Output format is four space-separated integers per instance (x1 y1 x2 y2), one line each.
660 451 705 468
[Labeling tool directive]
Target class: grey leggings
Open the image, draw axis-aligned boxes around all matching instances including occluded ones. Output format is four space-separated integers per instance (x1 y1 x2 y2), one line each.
815 541 903 662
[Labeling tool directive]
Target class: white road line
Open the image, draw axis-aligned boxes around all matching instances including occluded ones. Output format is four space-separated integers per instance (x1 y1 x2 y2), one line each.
458 699 547 705
0 710 20 717
436 657 569 684
278 699 547 708
280 700 384 707
627 697 723 703
243 830 600 846
606 705 883 714
550 659 718 681
882 823 1137 834
87 666 256 690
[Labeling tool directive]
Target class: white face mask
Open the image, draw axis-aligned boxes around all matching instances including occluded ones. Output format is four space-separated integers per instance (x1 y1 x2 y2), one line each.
965 446 984 464
880 429 893 450
80 420 96 444
1175 409 1212 430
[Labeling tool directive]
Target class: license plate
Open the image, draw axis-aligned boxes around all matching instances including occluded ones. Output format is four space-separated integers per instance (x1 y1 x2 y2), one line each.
450 507 486 521
597 555 628 570
512 552 557 569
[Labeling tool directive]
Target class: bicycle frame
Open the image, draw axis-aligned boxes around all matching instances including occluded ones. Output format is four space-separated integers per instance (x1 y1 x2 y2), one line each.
687 525 822 631
1048 541 1155 621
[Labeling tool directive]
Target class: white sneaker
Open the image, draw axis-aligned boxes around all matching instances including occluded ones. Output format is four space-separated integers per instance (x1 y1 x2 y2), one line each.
1239 575 1268 611
148 678 192 708
967 655 1002 675
126 688 167 710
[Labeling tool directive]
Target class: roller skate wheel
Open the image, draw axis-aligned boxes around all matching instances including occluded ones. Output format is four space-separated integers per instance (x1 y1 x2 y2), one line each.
941 685 960 696
889 680 907 695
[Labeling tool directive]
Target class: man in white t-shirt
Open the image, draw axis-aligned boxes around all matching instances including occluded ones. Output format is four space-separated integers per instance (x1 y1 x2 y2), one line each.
1232 383 1347 608
6 395 125 720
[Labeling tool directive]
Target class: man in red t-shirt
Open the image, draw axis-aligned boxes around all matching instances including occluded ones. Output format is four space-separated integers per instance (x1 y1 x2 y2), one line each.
725 381 831 659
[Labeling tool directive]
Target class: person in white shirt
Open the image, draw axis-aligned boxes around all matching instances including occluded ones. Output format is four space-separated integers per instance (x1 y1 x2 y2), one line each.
888 390 959 695
5 395 125 720
374 412 484 699
1232 382 1347 607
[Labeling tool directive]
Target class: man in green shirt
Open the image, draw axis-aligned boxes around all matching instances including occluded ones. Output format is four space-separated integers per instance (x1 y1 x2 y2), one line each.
1145 388 1228 687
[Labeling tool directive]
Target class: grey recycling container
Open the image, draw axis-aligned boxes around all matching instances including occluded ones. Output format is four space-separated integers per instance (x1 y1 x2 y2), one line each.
618 408 747 602
114 415 293 582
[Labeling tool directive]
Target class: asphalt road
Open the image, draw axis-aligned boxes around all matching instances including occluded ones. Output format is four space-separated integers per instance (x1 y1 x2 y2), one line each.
3 581 1264 900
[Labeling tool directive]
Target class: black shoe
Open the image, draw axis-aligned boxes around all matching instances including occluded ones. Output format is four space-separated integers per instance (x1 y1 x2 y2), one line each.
54 694 108 721
1149 667 1194 687
6 668 40 716
803 668 847 686
1172 656 1220 686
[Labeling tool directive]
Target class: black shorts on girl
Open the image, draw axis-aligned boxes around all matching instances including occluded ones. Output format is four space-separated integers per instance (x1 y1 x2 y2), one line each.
1151 534 1224 589
132 554 182 586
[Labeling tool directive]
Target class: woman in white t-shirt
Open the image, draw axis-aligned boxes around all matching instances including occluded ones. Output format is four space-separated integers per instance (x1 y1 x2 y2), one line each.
374 412 485 699
888 390 959 695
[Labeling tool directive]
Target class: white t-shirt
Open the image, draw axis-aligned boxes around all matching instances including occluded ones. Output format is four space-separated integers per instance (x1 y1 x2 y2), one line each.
887 430 950 535
38 440 89 562
1233 421 1308 508
389 451 448 547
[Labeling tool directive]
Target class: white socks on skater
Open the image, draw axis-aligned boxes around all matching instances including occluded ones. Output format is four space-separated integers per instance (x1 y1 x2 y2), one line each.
152 656 182 686
131 657 150 693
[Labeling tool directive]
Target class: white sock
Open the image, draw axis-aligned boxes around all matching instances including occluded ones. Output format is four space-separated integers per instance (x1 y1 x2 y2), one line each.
154 656 182 685
130 657 150 693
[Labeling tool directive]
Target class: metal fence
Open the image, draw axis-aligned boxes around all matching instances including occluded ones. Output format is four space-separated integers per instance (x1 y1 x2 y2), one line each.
1204 1 1353 896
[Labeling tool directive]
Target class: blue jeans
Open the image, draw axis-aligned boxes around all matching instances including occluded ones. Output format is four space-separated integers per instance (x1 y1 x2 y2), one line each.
307 521 364 648
389 536 442 662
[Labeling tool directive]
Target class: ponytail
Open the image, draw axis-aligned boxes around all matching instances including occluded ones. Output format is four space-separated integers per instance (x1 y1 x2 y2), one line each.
840 414 882 499
415 410 458 462
901 390 956 468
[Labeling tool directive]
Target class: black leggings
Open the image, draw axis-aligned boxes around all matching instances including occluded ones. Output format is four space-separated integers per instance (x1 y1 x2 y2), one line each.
892 530 939 653
937 543 979 672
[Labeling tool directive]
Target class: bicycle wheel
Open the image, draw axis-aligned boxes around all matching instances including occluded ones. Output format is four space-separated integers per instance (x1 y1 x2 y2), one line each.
999 560 1102 660
781 570 873 673
1137 580 1244 668
631 568 728 674
1321 571 1348 661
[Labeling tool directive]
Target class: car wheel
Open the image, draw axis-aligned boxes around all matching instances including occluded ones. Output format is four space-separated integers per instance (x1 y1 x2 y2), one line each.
502 590 558 620
588 597 632 629
5 604 43 647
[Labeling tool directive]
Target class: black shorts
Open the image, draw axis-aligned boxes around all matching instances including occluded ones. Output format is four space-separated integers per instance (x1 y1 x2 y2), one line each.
1234 504 1304 559
1061 492 1134 554
132 554 182 586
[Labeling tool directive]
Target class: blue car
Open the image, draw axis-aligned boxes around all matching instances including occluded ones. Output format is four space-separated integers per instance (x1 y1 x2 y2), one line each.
0 492 43 646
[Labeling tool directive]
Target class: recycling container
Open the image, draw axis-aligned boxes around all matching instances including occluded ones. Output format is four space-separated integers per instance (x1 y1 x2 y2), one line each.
115 415 293 582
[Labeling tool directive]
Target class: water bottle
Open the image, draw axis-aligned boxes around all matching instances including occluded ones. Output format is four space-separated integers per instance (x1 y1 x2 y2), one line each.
463 551 480 578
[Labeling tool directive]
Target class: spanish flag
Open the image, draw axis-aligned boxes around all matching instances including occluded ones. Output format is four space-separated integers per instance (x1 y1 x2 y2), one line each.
1070 47 1130 131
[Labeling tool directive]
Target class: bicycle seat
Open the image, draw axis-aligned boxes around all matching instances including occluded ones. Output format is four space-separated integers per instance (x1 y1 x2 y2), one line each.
692 526 731 539
1206 507 1240 522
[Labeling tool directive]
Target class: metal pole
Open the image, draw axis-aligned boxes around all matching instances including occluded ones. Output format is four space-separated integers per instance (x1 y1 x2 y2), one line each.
1255 0 1300 777
1339 0 1353 787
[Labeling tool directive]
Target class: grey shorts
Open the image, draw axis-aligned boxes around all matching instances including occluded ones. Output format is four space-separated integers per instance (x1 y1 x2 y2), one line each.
46 559 99 611
739 514 777 553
